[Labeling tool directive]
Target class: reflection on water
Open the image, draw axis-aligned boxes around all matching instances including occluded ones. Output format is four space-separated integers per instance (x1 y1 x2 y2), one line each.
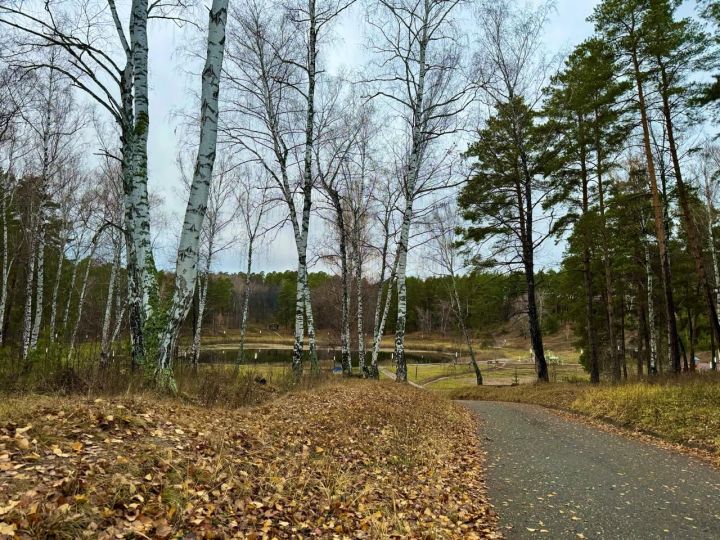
198 347 453 366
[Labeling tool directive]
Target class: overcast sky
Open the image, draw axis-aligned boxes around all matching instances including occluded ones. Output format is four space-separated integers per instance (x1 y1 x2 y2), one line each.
142 0 695 276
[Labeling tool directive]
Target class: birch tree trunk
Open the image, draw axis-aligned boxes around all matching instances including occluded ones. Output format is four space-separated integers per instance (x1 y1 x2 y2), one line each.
237 242 253 364
30 224 45 349
68 245 96 360
128 0 156 325
62 251 79 334
48 230 67 341
191 268 210 365
394 201 413 382
393 29 427 382
290 0 319 376
371 256 398 378
156 0 229 382
644 236 658 373
0 182 13 346
21 221 36 359
355 245 367 377
352 231 370 379
100 238 121 365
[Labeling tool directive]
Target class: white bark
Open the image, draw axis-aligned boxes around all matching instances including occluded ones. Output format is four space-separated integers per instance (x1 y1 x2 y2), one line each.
68 243 97 359
191 266 210 365
371 255 399 373
48 230 68 341
62 249 79 332
157 0 229 373
29 225 45 349
0 174 15 346
100 238 121 364
128 0 156 323
644 237 658 372
394 196 415 381
354 233 366 376
237 242 253 364
21 221 36 360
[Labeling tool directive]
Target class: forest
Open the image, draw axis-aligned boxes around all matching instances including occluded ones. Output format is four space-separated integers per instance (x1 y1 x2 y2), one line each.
1 0 720 388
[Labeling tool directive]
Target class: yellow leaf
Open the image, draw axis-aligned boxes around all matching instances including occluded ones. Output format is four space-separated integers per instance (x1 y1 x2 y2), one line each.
14 437 29 451
0 522 15 536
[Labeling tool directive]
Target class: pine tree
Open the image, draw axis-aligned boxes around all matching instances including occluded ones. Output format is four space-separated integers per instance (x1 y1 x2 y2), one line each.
459 97 551 382
544 37 631 381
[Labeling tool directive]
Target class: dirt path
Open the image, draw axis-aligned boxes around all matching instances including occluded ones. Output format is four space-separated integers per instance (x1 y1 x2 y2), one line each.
461 401 720 539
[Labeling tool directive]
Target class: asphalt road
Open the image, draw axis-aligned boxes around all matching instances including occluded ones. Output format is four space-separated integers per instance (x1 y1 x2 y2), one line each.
461 401 720 540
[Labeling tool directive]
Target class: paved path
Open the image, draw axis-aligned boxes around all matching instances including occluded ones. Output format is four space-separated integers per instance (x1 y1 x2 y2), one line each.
461 401 720 539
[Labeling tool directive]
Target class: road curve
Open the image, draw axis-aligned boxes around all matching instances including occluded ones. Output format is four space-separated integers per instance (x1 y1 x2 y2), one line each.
461 401 720 540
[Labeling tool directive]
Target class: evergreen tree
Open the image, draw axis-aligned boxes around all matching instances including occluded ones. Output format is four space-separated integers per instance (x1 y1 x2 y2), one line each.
459 97 552 382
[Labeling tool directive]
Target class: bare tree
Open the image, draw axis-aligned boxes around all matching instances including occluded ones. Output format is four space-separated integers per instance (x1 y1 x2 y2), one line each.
235 165 276 364
178 154 238 365
156 0 230 384
366 0 475 382
427 203 483 384
223 0 354 375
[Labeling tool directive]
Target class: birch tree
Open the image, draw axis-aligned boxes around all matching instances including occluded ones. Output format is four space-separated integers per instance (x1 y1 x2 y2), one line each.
155 0 230 384
368 174 402 378
0 0 186 366
224 0 353 375
178 154 238 365
367 0 474 382
427 203 483 385
235 167 275 364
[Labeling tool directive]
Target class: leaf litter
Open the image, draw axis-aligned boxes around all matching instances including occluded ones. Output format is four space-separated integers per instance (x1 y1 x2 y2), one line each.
0 381 500 539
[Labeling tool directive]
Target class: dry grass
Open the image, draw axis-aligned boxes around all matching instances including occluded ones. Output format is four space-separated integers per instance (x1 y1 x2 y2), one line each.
0 382 499 539
449 373 720 455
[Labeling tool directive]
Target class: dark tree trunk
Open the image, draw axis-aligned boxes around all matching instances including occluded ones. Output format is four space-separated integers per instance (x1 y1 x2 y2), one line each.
525 262 548 382
630 47 682 374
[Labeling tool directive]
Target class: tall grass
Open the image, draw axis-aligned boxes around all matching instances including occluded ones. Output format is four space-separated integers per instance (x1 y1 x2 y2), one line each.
0 343 330 407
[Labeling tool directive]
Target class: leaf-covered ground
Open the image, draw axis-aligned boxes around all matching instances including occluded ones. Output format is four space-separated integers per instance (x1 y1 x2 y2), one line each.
0 381 499 538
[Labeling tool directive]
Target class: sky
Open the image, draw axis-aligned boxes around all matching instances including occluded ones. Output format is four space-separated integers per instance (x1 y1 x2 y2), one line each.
142 0 693 276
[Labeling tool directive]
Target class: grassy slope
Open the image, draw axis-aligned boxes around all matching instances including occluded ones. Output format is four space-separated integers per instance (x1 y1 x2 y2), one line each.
0 382 499 539
449 374 720 456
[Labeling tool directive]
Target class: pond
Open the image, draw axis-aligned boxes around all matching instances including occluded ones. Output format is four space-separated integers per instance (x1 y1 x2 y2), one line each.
197 347 454 367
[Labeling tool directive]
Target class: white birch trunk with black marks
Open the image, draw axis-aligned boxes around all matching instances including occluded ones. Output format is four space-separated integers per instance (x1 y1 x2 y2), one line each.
354 235 367 377
394 196 415 382
644 238 658 373
68 244 97 359
21 223 36 360
30 224 45 350
48 230 67 341
371 255 398 376
156 0 229 376
128 0 156 324
0 183 14 346
290 0 319 375
62 251 79 334
100 238 121 365
237 242 253 364
191 269 210 365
